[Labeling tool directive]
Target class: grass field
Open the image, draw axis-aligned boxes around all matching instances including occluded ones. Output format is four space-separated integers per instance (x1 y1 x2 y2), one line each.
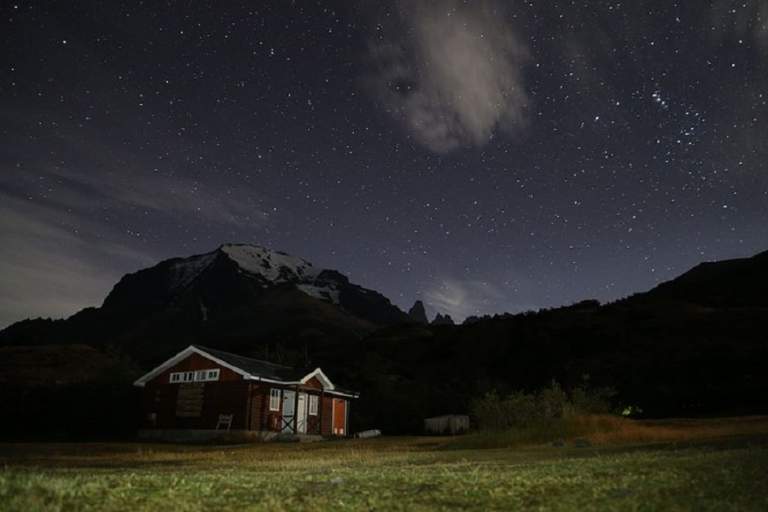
2 417 768 511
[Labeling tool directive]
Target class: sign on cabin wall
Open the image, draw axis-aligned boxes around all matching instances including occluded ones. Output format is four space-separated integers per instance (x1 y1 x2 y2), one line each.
176 383 204 417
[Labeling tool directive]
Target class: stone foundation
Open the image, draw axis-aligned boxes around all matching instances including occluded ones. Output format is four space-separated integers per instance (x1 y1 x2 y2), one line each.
137 429 325 443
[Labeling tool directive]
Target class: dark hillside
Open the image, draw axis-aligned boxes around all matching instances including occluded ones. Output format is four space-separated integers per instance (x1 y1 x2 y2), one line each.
0 247 766 437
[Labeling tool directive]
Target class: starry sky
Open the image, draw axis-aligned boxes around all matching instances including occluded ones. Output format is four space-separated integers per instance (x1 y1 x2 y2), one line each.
1 1 767 328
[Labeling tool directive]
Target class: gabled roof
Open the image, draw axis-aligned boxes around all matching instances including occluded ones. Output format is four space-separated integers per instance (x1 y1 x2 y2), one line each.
132 345 358 397
197 345 305 382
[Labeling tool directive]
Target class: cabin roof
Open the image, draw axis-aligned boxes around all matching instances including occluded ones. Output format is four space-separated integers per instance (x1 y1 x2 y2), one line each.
193 345 305 382
132 344 358 397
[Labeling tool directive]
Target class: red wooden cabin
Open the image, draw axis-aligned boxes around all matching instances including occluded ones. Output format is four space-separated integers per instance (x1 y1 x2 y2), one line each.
133 345 358 441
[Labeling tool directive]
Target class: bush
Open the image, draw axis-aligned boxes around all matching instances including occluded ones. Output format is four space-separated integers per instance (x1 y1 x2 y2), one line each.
537 380 571 419
470 380 617 431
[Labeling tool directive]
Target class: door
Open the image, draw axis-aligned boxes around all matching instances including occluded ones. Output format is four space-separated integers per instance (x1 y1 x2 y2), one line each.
296 393 308 434
332 398 347 436
281 390 295 433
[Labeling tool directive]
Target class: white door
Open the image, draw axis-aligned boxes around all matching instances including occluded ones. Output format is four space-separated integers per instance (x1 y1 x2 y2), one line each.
296 393 308 434
282 390 295 433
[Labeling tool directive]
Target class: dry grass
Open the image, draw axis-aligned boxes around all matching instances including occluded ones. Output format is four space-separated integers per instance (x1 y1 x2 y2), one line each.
0 436 446 472
1 416 767 470
578 414 768 445
447 415 768 450
1 420 768 511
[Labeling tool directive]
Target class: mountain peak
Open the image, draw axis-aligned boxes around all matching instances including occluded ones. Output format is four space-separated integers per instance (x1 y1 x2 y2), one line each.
407 300 428 324
431 313 455 326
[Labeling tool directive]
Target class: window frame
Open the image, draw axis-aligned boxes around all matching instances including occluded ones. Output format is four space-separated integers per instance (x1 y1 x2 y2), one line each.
168 368 221 384
269 388 281 411
308 395 319 416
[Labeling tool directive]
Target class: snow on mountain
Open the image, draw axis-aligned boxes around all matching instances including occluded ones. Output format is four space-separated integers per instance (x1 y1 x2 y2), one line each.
296 284 341 304
220 244 319 283
218 244 344 303
167 252 217 291
138 244 371 308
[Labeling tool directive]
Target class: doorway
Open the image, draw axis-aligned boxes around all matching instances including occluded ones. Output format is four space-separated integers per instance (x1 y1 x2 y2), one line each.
281 390 295 433
296 393 307 434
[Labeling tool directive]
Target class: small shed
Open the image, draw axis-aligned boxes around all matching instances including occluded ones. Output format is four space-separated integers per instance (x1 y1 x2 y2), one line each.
424 414 469 435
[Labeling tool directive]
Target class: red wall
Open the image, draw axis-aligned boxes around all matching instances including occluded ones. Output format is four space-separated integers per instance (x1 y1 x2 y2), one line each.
140 351 352 435
146 352 242 386
142 352 247 430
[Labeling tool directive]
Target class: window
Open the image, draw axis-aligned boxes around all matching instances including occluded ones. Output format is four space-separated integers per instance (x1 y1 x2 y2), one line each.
269 388 281 411
168 369 220 384
309 395 318 416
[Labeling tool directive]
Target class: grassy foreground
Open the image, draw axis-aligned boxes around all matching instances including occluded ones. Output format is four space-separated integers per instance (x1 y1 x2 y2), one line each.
1 417 768 511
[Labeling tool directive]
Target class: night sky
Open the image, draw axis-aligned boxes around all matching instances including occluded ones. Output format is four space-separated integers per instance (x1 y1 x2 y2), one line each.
2 1 767 328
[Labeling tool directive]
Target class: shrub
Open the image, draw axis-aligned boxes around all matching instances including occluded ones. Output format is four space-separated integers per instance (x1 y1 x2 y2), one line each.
470 380 617 431
537 380 571 419
571 383 617 414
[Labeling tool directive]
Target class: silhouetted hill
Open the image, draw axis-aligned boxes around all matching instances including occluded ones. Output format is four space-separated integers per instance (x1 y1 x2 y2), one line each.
345 250 768 431
1 247 766 438
631 250 768 308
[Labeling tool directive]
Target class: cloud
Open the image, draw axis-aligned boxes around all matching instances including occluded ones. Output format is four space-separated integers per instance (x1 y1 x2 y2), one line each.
0 118 272 328
0 194 158 328
425 277 533 322
368 0 530 153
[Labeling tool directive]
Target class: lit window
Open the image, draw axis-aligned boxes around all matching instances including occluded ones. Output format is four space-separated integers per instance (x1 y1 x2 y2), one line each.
269 388 281 411
169 369 220 384
309 395 318 416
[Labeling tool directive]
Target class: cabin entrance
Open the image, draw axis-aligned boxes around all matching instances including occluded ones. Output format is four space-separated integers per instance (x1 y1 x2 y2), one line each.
296 392 308 434
281 390 295 433
281 390 309 434
332 398 347 436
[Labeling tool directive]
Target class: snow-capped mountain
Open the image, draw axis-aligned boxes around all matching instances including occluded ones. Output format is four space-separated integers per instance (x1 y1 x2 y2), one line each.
0 243 410 363
102 243 407 325
161 244 336 303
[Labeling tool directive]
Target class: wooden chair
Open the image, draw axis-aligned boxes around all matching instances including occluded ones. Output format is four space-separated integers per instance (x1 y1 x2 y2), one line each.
216 414 233 431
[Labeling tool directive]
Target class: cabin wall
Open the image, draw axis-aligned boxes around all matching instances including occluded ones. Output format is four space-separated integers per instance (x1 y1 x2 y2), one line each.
147 352 242 385
249 384 267 431
139 351 353 436
321 396 333 436
248 384 329 435
304 376 323 390
141 380 250 430
141 352 248 430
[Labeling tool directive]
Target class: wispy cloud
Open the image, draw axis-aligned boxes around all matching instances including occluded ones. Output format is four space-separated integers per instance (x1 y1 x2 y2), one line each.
425 277 537 322
367 0 530 153
0 194 156 328
0 118 271 328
